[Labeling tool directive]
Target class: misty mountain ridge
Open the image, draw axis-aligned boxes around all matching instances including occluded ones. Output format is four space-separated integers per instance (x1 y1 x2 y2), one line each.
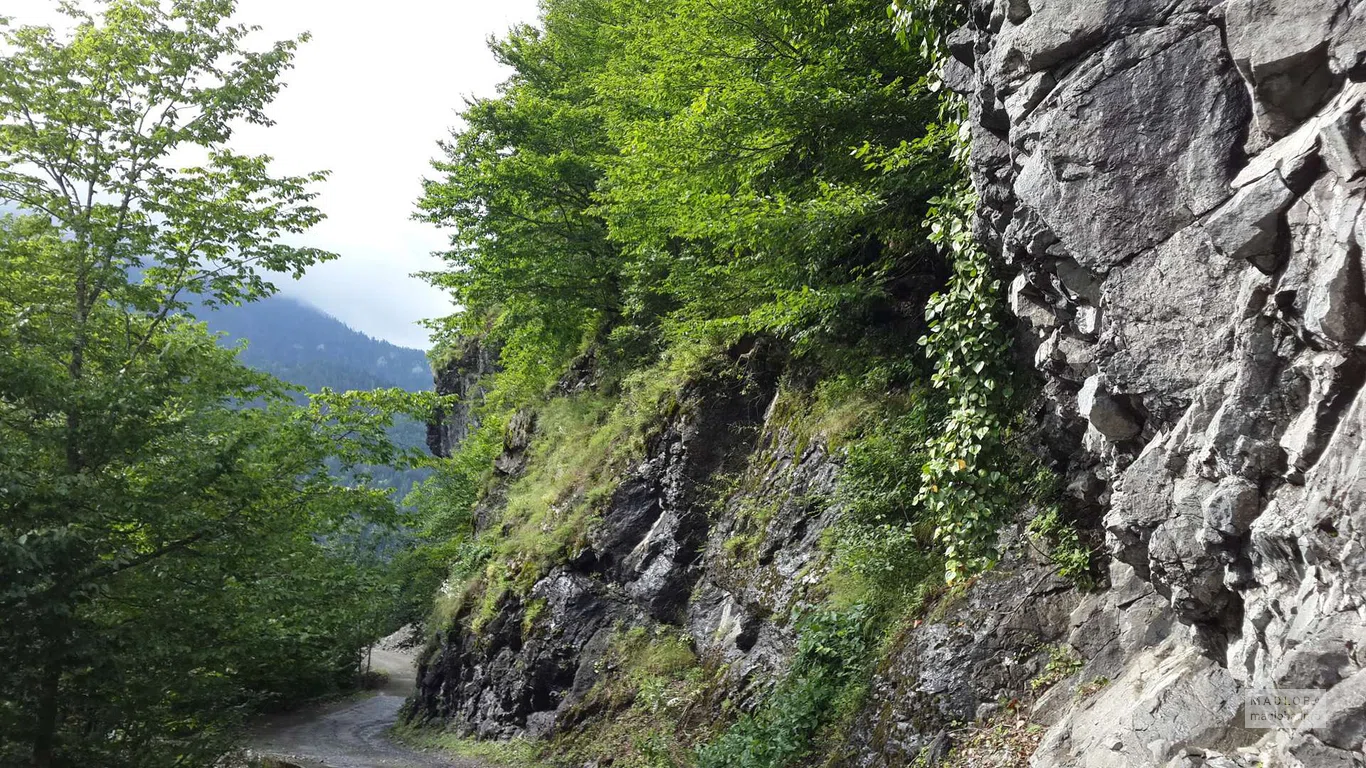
197 294 433 393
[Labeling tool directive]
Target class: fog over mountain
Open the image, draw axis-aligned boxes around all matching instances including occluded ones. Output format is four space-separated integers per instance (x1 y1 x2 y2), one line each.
198 295 432 394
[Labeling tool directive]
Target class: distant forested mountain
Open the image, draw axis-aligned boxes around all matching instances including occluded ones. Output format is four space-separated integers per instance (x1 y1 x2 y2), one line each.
197 295 434 501
198 295 432 393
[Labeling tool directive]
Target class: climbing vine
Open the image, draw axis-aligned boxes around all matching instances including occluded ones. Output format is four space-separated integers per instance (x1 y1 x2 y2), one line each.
916 185 1018 580
888 0 1027 581
846 1 1029 583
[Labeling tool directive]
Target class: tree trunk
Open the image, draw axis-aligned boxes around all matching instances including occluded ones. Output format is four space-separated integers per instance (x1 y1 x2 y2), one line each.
31 657 62 768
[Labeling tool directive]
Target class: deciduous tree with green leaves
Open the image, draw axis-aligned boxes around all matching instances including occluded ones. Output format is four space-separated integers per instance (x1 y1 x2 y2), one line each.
0 3 427 766
417 0 957 397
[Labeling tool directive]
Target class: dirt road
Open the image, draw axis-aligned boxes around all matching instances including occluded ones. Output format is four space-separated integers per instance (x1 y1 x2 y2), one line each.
247 648 479 768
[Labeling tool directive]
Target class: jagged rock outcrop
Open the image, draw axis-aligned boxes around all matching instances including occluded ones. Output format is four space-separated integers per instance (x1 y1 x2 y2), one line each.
414 343 786 738
849 538 1095 767
952 1 1366 764
426 338 497 459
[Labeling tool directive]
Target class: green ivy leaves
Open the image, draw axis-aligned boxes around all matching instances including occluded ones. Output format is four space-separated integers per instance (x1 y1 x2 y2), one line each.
916 185 1017 582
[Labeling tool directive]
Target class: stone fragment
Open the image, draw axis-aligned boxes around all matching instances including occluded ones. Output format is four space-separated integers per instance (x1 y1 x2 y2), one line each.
1281 174 1366 329
1003 206 1060 258
1078 375 1141 441
1003 0 1031 24
1224 0 1345 137
1203 171 1296 272
1010 272 1059 331
1320 107 1366 180
1283 732 1366 768
1300 669 1366 752
1076 305 1101 337
1004 70 1053 123
941 54 975 96
1030 639 1241 768
1202 477 1261 537
1057 334 1097 374
1056 258 1102 304
1100 227 1247 417
1035 330 1061 369
1303 238 1366 346
1233 83 1366 190
1037 331 1098 381
947 25 976 66
1148 478 1232 622
1232 128 1322 190
1330 6 1366 76
1106 443 1176 576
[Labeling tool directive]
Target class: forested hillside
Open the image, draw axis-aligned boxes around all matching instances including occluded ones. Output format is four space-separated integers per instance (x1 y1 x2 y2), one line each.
398 0 1062 764
202 296 432 393
201 296 434 499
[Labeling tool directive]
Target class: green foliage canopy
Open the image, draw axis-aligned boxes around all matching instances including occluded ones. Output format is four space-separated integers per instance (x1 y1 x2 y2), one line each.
417 0 957 394
0 3 432 765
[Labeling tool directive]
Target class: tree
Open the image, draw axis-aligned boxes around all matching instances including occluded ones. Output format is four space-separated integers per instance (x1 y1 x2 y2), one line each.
417 0 956 392
596 0 955 351
415 5 624 399
0 3 420 766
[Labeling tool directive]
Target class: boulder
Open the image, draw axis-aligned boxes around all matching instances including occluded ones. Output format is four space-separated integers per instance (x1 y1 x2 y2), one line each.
1077 375 1141 441
1203 171 1296 272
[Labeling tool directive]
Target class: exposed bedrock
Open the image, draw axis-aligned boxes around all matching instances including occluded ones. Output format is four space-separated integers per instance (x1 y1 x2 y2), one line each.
415 2 1366 764
415 343 788 739
954 0 1366 763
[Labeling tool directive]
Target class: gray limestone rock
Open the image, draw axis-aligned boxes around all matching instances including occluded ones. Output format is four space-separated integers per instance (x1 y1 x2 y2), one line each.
1078 375 1140 441
849 541 1084 768
1320 106 1366 180
1304 239 1366 346
1010 272 1060 332
1300 668 1366 752
1014 26 1249 272
1203 171 1296 272
1099 227 1249 425
1203 478 1262 537
963 0 1366 762
1331 3 1366 76
1031 638 1246 768
1224 0 1346 137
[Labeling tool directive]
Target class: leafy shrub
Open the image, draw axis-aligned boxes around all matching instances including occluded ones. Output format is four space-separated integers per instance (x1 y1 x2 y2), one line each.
1025 506 1098 587
695 607 870 768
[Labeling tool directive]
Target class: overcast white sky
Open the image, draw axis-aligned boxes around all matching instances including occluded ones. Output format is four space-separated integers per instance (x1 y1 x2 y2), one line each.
7 0 542 349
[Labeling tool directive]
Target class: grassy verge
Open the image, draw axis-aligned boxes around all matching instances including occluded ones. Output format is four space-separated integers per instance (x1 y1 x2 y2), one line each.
391 720 556 768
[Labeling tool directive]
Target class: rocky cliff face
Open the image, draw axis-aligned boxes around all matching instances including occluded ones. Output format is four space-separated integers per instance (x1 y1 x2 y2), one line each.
415 3 1366 765
953 0 1366 764
426 340 497 459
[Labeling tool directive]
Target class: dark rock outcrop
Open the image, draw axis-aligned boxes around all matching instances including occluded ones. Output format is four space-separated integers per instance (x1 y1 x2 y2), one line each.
414 343 783 738
849 539 1094 767
427 338 497 459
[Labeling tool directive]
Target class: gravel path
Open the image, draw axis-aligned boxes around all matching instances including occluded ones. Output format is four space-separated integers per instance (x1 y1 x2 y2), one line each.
247 648 480 768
